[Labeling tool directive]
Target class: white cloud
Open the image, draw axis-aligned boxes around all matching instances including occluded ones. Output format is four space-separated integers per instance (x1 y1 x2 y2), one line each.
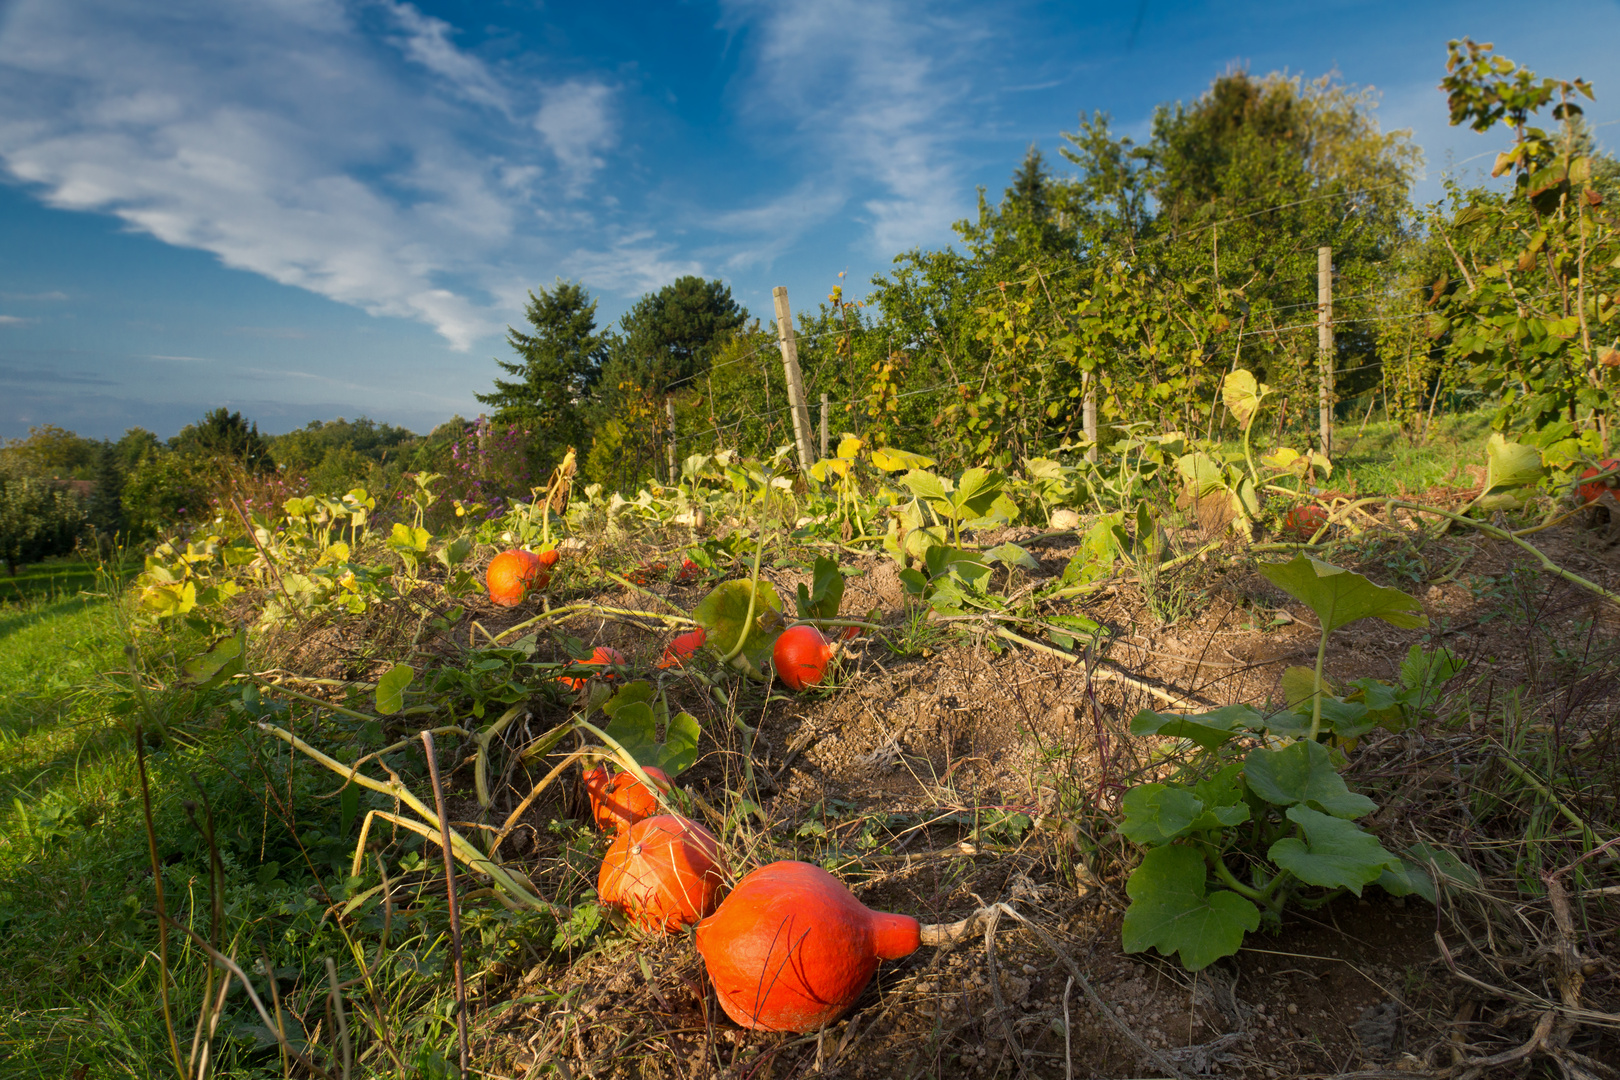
0 0 625 349
0 290 69 302
535 80 617 186
0 315 34 325
563 233 705 298
719 0 979 256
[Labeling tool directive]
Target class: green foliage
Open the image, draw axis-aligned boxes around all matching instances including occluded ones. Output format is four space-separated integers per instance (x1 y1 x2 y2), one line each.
1119 560 1458 971
1434 39 1619 438
476 279 606 471
172 407 276 473
0 461 86 574
597 681 702 776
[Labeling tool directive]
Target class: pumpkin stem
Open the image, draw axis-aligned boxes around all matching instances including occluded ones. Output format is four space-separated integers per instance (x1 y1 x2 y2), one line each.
869 911 922 959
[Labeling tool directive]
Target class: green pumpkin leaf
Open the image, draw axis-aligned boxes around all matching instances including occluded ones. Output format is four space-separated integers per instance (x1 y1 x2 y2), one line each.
952 467 1004 517
1131 704 1261 751
375 663 415 716
870 447 937 472
1268 807 1399 895
900 469 952 503
601 698 701 775
795 554 845 621
182 629 246 688
1242 740 1376 817
984 542 1039 571
1122 845 1260 971
1120 783 1249 846
1376 860 1438 904
1482 432 1546 494
1221 369 1270 427
1257 554 1427 634
692 580 784 670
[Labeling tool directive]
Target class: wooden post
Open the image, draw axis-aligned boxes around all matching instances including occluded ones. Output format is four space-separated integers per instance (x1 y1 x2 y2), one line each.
1082 375 1098 464
820 393 829 459
665 396 678 484
476 413 488 478
1318 246 1334 458
772 286 816 472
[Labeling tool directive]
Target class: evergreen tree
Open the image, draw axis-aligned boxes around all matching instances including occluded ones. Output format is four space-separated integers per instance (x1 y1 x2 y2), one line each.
172 408 276 473
87 440 126 538
615 276 747 393
476 279 605 468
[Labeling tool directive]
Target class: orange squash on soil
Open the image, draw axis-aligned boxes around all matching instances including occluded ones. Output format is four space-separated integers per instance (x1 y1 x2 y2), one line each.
1579 460 1620 506
773 625 836 691
657 627 707 669
486 549 545 607
598 815 725 933
694 860 920 1032
582 764 672 834
1281 503 1329 541
558 645 626 691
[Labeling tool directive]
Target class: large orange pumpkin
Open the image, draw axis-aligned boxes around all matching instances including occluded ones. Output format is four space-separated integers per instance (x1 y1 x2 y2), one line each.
598 815 725 933
486 549 545 607
694 861 920 1032
582 764 672 833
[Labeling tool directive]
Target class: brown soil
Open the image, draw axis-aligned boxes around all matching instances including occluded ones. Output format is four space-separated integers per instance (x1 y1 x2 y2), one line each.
452 516 1620 1078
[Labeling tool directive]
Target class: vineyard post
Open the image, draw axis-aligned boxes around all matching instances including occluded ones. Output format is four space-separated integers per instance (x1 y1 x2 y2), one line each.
1318 247 1334 458
477 413 488 478
772 286 816 472
1083 376 1098 463
820 392 829 459
665 396 678 484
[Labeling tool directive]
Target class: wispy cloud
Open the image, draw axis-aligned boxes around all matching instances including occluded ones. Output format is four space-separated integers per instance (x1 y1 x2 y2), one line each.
0 0 625 348
535 80 618 189
0 290 69 301
0 315 34 326
720 0 980 256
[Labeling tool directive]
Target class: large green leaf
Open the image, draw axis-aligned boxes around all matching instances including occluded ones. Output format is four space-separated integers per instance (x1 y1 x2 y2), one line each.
899 469 952 503
1482 432 1545 494
1122 845 1260 971
952 467 1004 518
870 447 937 472
1131 704 1261 751
984 542 1039 571
1242 740 1375 818
1221 369 1270 427
691 580 784 671
1268 807 1399 895
1120 783 1249 845
1257 555 1427 634
375 663 414 716
600 698 702 775
182 629 246 688
795 554 845 621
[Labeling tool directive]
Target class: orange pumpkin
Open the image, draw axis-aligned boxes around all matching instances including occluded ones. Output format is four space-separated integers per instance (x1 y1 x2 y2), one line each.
598 815 725 933
558 645 626 691
657 627 707 669
694 860 920 1032
773 625 836 691
1281 503 1329 541
582 764 672 833
486 549 545 607
1579 460 1620 505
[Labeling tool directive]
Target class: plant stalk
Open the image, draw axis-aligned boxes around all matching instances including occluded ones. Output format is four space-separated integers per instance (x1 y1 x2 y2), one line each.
422 731 470 1078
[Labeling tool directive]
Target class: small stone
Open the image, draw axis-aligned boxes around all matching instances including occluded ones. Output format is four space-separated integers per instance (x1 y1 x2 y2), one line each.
1286 1003 1298 1016
1021 964 1037 976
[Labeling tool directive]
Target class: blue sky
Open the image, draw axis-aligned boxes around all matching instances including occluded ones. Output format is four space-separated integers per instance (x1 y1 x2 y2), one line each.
2 0 1618 441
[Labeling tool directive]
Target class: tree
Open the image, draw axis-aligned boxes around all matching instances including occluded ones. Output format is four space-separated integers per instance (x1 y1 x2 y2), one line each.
0 424 97 479
0 459 85 574
172 408 276 474
477 280 606 469
615 276 747 393
86 440 126 539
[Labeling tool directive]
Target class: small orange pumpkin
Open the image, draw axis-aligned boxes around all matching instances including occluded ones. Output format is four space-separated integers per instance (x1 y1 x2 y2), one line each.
558 645 626 691
773 625 836 691
694 860 920 1032
598 814 725 933
657 627 707 669
486 549 545 607
582 764 672 833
